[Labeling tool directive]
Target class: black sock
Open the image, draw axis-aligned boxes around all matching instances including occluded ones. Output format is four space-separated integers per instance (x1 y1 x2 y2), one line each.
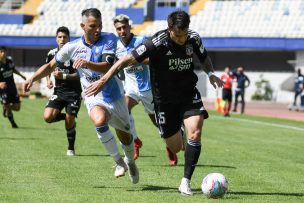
67 124 76 150
53 113 66 122
184 140 201 180
7 112 18 128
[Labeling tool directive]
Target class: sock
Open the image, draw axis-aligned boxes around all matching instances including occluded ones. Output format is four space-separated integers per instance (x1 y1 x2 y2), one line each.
7 112 17 126
120 134 134 163
67 124 76 150
184 139 201 180
96 125 121 162
53 113 66 122
129 113 138 140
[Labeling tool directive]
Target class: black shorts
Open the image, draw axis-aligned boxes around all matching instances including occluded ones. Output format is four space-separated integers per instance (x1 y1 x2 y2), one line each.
0 90 20 105
154 90 209 138
46 94 81 116
222 88 232 102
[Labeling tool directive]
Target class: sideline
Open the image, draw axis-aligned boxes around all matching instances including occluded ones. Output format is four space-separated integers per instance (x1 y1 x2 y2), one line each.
213 115 304 132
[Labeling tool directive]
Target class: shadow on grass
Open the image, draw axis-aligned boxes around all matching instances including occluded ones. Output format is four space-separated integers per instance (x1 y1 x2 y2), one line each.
76 154 110 157
0 137 39 140
13 126 62 131
160 164 236 169
229 191 304 197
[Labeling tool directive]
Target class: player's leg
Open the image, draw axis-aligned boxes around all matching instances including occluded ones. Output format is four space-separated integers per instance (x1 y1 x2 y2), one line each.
64 98 81 156
233 91 239 112
240 91 245 114
125 94 142 160
178 89 208 196
226 89 232 116
44 95 65 123
109 97 139 184
4 93 20 128
89 105 126 175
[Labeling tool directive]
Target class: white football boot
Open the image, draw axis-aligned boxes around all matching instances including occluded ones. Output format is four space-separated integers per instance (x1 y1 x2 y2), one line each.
66 149 75 156
178 177 193 196
124 157 139 184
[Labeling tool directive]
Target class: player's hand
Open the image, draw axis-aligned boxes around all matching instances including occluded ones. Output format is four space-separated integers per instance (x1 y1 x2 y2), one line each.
0 82 7 89
23 79 33 93
85 77 107 97
47 79 53 89
73 58 88 69
53 69 63 79
209 74 224 89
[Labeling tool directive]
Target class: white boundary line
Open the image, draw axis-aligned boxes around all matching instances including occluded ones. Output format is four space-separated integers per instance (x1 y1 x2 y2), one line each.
213 115 304 132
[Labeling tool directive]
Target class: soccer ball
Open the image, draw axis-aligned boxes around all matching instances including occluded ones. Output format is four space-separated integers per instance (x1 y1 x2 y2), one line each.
201 173 228 198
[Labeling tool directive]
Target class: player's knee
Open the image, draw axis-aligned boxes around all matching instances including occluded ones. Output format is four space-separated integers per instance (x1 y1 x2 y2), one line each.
43 114 54 123
187 129 202 141
96 125 113 142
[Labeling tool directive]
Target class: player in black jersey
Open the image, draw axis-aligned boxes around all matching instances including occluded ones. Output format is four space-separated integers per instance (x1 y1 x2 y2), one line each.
0 46 26 128
44 27 82 156
85 10 223 195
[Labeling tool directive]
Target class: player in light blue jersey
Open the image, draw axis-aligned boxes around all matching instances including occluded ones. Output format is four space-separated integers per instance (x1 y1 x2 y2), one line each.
23 8 139 184
113 14 178 165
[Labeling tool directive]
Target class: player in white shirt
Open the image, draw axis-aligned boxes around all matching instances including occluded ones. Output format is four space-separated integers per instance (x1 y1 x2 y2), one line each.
23 8 139 184
113 14 178 165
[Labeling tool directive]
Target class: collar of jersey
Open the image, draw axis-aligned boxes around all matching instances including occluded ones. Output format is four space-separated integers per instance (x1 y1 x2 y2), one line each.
82 36 99 48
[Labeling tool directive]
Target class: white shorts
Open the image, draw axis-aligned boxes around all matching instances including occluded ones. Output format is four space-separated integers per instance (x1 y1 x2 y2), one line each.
84 95 131 133
125 89 154 114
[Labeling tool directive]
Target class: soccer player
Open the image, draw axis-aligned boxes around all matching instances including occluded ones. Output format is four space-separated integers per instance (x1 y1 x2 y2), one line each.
43 26 82 156
0 46 26 128
232 66 250 114
220 66 234 117
23 8 139 184
113 14 178 165
85 10 223 195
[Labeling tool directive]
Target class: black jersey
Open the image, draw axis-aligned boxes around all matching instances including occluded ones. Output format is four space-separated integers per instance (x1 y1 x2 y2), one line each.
46 48 82 98
0 57 17 93
131 29 208 104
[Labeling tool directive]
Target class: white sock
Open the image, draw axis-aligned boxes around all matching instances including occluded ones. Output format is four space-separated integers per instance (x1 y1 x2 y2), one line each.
121 138 134 163
129 113 138 140
96 125 121 162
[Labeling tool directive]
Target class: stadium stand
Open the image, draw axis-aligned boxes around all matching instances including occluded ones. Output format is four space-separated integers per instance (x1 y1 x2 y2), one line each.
0 0 303 103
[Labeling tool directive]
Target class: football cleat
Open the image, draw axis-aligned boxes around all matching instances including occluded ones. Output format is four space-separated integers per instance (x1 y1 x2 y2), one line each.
166 147 178 166
134 137 143 160
66 149 75 156
124 157 139 184
178 177 193 196
114 162 128 178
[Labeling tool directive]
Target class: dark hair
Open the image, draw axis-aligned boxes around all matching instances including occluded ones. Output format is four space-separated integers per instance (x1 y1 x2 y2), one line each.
167 10 190 30
0 46 7 51
81 8 101 19
56 26 70 37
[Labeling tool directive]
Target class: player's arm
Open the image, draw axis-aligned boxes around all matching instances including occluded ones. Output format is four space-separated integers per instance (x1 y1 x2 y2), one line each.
73 58 113 73
245 75 251 88
194 38 223 89
199 55 223 89
85 54 138 96
53 70 79 80
13 68 26 80
0 74 6 89
23 58 57 93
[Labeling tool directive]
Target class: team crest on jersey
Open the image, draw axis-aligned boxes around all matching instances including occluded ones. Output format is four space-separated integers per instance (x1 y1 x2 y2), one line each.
95 47 100 55
135 45 146 56
186 44 193 56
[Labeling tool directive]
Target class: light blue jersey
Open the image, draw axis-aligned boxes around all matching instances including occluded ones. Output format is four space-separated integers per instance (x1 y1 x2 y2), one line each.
115 35 151 92
55 32 123 103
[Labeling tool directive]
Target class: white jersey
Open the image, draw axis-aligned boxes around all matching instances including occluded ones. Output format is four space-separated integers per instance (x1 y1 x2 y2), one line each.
55 33 123 103
115 34 151 92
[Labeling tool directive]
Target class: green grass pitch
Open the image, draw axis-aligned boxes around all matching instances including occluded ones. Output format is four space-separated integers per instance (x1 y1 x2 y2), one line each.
0 99 303 202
